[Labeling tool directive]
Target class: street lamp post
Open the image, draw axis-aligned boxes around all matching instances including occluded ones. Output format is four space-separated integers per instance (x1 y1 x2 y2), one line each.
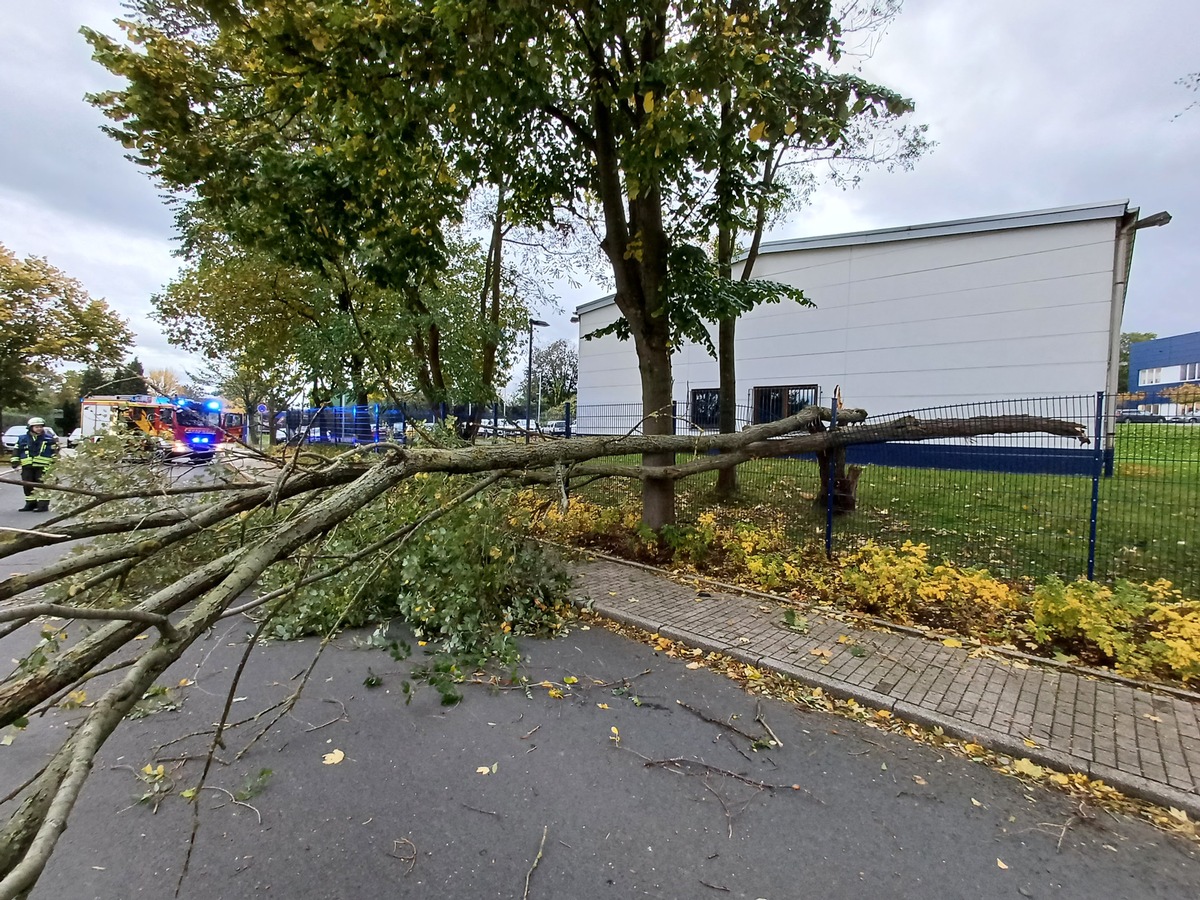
526 318 549 443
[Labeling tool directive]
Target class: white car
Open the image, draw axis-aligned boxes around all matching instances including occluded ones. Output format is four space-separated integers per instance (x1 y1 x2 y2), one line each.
3 424 59 450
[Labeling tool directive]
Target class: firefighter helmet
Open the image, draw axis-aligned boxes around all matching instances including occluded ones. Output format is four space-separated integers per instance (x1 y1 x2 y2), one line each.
27 417 46 427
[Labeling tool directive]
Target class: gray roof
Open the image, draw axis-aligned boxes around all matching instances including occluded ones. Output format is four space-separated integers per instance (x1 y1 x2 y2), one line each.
575 200 1132 316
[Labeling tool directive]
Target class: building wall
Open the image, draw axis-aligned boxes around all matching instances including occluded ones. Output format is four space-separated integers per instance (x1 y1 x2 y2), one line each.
1128 331 1200 414
577 217 1121 423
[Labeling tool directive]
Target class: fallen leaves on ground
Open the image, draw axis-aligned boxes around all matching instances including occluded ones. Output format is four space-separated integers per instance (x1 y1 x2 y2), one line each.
322 749 345 765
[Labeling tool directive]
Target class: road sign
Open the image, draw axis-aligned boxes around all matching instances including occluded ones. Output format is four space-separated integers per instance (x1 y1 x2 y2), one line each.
257 404 268 414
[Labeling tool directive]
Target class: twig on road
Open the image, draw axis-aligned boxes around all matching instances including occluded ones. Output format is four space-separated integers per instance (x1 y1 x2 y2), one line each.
462 804 500 817
303 698 349 732
523 825 549 900
675 700 762 743
389 837 417 874
754 700 782 748
199 786 262 825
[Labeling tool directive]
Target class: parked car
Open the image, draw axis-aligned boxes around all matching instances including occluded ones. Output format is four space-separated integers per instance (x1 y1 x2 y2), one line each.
2 424 59 450
1116 411 1165 424
544 420 568 436
67 428 83 448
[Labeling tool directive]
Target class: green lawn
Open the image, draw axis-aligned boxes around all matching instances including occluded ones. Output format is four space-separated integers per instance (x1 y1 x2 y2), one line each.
573 423 1200 596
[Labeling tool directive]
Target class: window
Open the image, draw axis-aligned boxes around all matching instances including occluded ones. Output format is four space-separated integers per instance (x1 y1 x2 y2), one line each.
752 384 818 424
1183 362 1200 382
689 389 721 429
1139 367 1162 386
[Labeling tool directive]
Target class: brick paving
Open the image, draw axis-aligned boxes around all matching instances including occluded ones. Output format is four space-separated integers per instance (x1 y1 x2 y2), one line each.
571 555 1200 816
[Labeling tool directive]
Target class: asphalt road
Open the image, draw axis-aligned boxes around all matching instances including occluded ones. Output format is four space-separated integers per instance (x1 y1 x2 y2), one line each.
1 478 1198 900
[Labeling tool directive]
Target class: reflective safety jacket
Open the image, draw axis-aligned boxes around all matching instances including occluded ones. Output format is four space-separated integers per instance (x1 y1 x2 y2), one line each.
12 431 57 469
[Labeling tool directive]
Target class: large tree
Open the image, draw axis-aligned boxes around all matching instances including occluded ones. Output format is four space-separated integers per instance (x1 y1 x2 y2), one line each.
1118 331 1158 393
0 243 132 418
88 1 911 529
703 0 929 498
516 339 579 412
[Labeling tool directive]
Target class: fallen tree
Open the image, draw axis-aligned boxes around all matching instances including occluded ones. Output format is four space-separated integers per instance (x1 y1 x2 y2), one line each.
0 406 1087 897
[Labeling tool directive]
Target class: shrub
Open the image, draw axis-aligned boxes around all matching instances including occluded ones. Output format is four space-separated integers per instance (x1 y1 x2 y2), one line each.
264 480 572 665
513 489 1200 684
834 541 1020 635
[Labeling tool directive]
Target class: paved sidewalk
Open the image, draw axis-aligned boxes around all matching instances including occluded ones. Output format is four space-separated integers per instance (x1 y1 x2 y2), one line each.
572 555 1200 817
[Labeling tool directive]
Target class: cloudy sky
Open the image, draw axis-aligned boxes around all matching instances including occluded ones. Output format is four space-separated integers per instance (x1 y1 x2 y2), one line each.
1 0 1196 378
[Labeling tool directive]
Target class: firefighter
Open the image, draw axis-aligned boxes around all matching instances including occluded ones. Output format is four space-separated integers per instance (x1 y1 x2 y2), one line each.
10 417 58 512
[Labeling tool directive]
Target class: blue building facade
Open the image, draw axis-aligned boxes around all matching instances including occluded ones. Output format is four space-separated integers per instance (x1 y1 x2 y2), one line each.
1127 331 1200 414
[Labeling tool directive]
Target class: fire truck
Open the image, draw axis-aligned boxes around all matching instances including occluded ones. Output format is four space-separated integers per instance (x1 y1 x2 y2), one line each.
79 395 219 462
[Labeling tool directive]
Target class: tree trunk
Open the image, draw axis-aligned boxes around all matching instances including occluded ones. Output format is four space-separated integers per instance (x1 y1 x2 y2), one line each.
715 315 739 498
639 342 676 530
814 447 862 513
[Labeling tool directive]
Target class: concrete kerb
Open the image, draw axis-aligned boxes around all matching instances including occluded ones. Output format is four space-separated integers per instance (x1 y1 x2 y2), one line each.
572 589 1200 822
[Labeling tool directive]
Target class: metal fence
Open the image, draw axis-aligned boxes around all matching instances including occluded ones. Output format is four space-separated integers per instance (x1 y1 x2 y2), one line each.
566 395 1200 596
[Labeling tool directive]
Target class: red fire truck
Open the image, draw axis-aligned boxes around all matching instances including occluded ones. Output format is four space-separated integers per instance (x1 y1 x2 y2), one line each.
80 395 218 462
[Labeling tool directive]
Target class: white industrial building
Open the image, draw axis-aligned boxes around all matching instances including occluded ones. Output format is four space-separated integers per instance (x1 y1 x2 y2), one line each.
574 201 1156 432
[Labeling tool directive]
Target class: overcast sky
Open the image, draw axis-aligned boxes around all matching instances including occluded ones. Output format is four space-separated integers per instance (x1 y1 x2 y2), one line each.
1 0 1196 379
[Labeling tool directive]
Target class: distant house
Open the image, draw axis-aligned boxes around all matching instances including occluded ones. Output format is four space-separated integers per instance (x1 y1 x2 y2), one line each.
576 201 1154 425
1127 331 1200 416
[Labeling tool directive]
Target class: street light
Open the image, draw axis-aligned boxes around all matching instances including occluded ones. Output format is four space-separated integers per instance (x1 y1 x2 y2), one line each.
526 318 549 443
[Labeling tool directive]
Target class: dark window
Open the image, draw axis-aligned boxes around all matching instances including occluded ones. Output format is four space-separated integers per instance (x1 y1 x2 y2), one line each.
752 384 818 424
175 407 206 427
690 389 721 428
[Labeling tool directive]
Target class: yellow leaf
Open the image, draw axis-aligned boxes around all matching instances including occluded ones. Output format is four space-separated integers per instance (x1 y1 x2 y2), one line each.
748 121 766 142
476 766 491 775
596 703 609 709
539 681 553 688
134 635 149 641
563 676 578 685
1023 737 1038 748
836 635 850 644
1049 773 1070 786
548 688 564 699
971 798 982 807
1168 807 1190 823
322 749 345 765
180 788 197 800
941 638 963 648
744 665 762 679
784 120 797 136
1012 758 1044 779
874 710 892 719
996 858 1008 870
178 678 193 687
611 726 619 736
643 91 654 113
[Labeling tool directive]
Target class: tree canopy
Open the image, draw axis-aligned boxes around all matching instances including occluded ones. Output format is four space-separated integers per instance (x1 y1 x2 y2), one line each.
86 0 916 527
0 243 133 412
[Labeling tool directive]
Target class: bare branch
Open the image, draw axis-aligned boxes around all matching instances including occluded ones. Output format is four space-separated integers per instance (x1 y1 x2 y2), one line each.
0 604 179 642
